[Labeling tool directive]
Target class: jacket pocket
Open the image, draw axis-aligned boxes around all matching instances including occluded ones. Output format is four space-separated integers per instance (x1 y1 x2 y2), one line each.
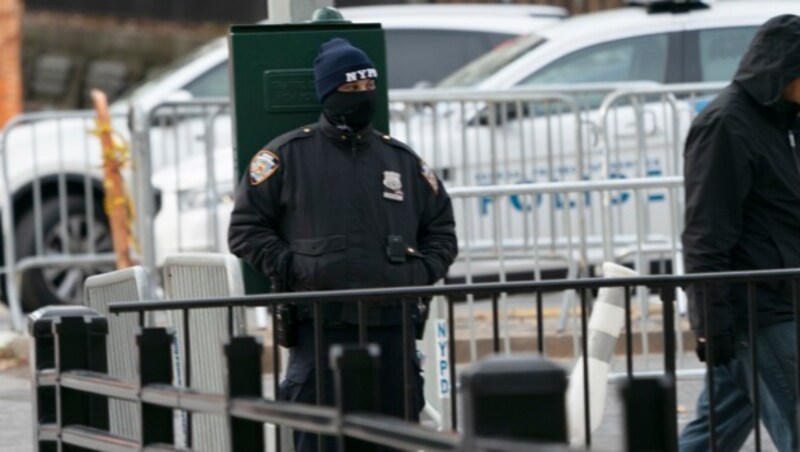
291 235 346 256
290 235 347 290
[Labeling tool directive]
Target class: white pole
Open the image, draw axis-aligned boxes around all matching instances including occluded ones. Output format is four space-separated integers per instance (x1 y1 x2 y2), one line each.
267 0 333 24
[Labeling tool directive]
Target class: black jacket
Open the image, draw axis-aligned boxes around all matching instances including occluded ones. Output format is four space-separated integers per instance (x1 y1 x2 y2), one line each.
228 114 458 325
683 14 800 336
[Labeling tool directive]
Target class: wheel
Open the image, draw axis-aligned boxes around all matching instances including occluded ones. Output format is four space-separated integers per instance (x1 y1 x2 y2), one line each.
16 195 115 311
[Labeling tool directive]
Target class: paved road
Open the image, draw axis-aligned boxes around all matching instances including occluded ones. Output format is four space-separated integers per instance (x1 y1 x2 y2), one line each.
0 367 33 452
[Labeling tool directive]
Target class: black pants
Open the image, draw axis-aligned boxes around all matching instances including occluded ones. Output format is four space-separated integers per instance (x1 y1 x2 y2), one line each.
278 323 425 452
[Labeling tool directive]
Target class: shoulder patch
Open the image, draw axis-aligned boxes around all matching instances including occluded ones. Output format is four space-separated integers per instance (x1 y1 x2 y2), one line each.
249 149 279 186
419 160 440 195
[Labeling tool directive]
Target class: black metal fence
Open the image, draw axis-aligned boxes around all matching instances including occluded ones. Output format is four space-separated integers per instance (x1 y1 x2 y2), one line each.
29 268 800 451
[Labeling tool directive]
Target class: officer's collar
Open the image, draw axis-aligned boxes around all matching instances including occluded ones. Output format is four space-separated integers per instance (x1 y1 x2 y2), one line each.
319 113 372 148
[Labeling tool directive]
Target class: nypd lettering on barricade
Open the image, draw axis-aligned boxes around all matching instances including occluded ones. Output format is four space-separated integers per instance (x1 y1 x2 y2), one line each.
435 319 451 399
345 68 379 82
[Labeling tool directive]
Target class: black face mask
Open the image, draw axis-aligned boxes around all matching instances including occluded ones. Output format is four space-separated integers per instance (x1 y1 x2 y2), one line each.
322 90 377 130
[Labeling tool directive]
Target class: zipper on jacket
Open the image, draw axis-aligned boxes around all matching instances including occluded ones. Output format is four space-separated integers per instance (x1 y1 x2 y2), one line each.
350 134 362 158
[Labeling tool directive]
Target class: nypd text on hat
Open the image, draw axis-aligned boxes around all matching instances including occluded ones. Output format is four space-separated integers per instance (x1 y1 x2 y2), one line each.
345 68 378 83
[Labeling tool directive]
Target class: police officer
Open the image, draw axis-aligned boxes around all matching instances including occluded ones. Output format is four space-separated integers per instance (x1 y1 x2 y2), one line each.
228 38 458 451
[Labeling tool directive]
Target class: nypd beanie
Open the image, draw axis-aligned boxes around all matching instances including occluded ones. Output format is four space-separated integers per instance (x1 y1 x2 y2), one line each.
313 38 378 102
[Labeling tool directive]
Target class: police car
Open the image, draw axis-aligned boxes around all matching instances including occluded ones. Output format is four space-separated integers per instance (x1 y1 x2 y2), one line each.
150 0 800 270
118 3 567 112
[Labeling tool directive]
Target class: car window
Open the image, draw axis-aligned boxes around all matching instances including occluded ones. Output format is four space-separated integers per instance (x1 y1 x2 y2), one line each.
518 34 669 86
438 34 545 88
697 26 757 82
384 29 516 88
184 61 229 98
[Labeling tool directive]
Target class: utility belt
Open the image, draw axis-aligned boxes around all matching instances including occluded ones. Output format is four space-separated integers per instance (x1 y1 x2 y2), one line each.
275 299 430 347
275 234 430 347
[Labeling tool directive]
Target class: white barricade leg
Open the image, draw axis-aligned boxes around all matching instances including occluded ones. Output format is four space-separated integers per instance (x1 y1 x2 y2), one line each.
567 262 638 445
163 253 246 452
83 266 155 440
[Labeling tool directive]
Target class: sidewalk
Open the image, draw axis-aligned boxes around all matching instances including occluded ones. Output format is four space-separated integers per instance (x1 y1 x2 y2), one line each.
0 366 33 452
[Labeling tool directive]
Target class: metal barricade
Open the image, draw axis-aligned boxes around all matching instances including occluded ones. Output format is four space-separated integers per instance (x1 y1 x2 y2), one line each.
596 82 726 362
162 253 247 451
597 82 727 180
0 110 127 330
448 176 685 364
134 85 654 263
83 265 155 440
130 99 231 269
0 83 729 334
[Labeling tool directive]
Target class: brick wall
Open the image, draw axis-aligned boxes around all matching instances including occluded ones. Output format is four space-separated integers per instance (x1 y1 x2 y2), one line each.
0 0 22 128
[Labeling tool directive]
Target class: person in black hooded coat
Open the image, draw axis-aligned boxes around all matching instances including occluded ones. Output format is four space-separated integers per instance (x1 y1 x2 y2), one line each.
679 14 800 452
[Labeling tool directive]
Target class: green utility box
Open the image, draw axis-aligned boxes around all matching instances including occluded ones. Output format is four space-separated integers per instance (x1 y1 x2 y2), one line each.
228 15 389 294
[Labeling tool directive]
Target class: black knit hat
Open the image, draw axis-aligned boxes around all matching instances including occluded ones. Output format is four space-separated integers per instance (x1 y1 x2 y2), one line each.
313 38 378 102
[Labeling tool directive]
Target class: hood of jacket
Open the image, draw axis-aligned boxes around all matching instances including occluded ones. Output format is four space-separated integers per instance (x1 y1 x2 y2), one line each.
734 14 800 113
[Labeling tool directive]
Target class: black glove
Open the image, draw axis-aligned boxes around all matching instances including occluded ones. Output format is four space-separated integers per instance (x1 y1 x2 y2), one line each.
695 334 736 366
272 250 294 292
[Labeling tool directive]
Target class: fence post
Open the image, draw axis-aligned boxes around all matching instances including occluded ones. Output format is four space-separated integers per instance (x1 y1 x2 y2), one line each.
460 355 568 447
620 377 676 451
128 104 157 280
330 344 380 452
29 306 107 452
225 336 265 452
137 328 174 446
659 284 679 448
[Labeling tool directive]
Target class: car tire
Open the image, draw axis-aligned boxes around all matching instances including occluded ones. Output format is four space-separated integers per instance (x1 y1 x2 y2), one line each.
16 195 115 312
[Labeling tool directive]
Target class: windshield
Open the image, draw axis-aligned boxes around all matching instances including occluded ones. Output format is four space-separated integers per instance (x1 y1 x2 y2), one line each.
437 34 545 88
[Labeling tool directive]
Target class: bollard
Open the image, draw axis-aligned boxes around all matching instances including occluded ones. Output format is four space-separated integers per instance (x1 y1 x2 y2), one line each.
331 344 380 452
29 305 107 452
55 314 110 452
620 377 676 452
137 328 174 446
460 355 568 447
226 336 265 452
